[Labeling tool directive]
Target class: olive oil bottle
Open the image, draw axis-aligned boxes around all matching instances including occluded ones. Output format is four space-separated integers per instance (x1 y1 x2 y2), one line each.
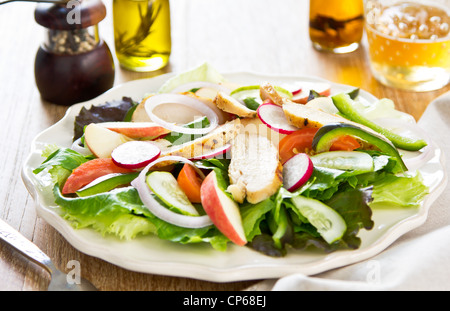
113 0 171 72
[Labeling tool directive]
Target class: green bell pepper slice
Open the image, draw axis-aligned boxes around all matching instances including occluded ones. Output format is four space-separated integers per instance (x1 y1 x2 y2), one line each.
332 93 427 151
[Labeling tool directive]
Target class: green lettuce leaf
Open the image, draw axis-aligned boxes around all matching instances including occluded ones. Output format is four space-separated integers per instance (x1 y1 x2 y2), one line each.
297 152 398 201
53 185 156 239
240 198 275 241
369 172 429 208
289 187 374 253
157 62 226 94
52 185 230 250
164 116 210 146
33 147 90 186
298 166 359 201
247 187 374 256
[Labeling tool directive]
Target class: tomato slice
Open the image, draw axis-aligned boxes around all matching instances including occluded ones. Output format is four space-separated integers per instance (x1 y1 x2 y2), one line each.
279 128 318 164
177 163 203 203
329 135 360 151
279 128 361 164
62 158 135 194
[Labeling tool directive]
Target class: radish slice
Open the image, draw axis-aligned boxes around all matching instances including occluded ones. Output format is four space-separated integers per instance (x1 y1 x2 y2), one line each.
170 81 231 95
145 94 219 135
190 144 231 160
283 153 314 192
131 156 213 228
292 88 302 95
111 141 161 169
257 102 298 134
281 82 303 96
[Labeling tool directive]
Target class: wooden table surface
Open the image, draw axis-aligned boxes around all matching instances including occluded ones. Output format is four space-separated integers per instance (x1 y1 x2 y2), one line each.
0 0 449 291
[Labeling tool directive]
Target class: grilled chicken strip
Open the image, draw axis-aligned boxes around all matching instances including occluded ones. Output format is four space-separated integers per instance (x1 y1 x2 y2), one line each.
227 133 283 204
214 92 257 118
153 118 242 167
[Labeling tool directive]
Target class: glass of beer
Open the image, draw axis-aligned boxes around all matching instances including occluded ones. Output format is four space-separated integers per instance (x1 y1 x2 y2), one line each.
309 0 365 53
365 0 450 91
113 0 171 72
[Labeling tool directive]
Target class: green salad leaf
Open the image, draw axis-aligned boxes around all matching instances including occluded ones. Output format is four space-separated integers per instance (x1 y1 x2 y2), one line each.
33 147 90 185
53 185 157 239
157 62 226 94
53 184 229 250
286 187 374 253
164 116 210 145
240 199 275 241
74 97 137 141
370 173 429 208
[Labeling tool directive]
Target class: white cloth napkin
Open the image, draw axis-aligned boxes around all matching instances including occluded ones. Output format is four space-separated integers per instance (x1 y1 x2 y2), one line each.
247 91 450 291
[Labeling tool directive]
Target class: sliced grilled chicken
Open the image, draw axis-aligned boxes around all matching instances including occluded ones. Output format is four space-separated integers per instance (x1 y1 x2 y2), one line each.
282 100 390 140
259 82 285 106
239 117 287 147
283 100 348 129
227 133 283 204
131 95 153 122
153 118 242 168
214 91 257 118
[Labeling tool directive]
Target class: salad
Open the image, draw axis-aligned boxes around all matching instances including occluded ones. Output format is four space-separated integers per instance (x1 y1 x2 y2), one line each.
32 63 430 257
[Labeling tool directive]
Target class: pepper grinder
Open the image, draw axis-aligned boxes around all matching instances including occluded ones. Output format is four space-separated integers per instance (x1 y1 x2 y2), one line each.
34 0 115 106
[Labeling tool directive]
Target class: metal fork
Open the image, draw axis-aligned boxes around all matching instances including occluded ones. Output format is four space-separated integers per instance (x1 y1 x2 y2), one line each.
0 218 97 291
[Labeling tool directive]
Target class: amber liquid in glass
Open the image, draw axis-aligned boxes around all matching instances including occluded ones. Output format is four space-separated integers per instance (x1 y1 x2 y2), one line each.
366 1 450 91
113 0 171 72
309 0 364 53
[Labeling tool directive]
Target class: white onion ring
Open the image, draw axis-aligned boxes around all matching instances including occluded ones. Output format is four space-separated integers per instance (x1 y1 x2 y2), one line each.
372 117 434 171
170 81 231 95
145 94 219 135
131 156 213 228
71 137 93 156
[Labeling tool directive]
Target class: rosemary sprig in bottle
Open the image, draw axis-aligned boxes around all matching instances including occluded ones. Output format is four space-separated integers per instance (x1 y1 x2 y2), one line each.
115 0 162 56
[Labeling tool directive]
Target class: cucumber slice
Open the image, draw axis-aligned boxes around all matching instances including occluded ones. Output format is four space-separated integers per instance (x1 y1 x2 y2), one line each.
311 151 374 174
76 172 139 197
312 123 407 173
291 196 347 244
146 171 199 216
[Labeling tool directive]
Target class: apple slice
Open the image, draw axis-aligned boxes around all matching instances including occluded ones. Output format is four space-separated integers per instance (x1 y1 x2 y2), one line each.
291 82 331 104
200 170 247 246
84 123 130 158
98 122 171 140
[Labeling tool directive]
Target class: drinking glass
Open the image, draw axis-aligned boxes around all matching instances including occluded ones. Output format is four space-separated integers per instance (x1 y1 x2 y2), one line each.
113 0 171 72
309 0 364 53
365 0 450 91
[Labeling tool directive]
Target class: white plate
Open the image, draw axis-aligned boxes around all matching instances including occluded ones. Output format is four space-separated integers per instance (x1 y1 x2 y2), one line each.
21 72 447 282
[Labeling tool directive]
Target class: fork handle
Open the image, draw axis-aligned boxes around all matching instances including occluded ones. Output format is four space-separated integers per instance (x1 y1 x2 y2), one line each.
0 218 55 274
